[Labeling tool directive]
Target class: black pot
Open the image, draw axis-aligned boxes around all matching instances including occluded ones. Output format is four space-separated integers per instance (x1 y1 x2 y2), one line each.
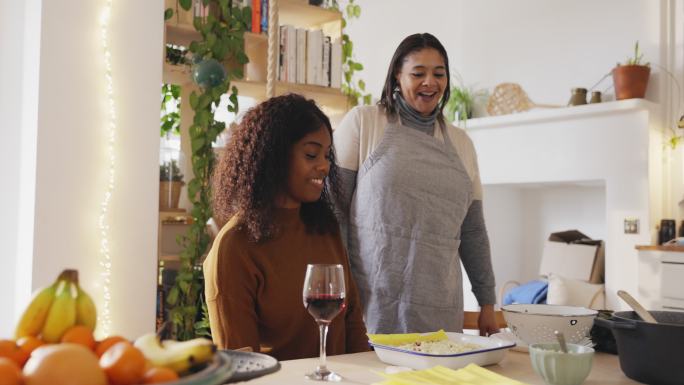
594 311 684 385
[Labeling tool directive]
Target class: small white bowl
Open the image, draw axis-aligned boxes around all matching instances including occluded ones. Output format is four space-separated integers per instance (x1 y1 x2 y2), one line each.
529 343 594 385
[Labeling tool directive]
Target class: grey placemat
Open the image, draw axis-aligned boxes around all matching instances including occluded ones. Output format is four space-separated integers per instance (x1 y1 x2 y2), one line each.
221 350 281 383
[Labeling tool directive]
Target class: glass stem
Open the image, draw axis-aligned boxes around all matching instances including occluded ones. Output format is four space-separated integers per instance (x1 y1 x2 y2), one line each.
317 323 328 373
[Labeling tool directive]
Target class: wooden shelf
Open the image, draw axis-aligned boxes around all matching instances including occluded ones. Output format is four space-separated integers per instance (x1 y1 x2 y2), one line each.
279 0 342 29
636 245 684 252
230 78 349 110
162 62 348 110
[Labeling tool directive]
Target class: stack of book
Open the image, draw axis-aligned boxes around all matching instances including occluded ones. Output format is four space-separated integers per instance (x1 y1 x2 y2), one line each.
251 0 269 34
278 25 342 89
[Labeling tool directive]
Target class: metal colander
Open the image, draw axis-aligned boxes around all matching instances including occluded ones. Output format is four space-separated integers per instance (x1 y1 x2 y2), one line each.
502 304 598 346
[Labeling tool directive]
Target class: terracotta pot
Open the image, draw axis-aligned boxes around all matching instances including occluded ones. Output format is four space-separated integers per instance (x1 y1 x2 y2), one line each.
159 181 184 210
612 65 650 100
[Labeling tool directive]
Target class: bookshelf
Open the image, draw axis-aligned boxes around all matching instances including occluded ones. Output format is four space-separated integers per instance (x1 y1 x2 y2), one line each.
159 0 350 280
162 0 349 112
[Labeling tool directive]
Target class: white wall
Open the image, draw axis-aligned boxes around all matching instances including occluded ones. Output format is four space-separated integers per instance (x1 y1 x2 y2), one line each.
0 0 27 338
1 0 163 339
346 0 662 107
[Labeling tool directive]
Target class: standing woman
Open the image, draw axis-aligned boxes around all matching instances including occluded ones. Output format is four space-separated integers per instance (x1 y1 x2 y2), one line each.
204 94 368 360
333 33 498 336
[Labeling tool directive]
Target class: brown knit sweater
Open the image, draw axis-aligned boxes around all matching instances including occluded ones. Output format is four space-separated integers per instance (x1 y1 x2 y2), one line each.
203 207 369 361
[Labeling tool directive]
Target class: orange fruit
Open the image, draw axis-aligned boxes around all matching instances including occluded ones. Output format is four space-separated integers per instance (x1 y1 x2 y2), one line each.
0 357 22 385
99 341 146 385
95 336 128 358
60 325 96 350
16 337 43 357
0 340 29 368
142 367 179 384
23 343 106 385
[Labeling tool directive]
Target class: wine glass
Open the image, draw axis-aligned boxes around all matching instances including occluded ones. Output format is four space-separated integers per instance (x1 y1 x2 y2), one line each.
302 264 346 382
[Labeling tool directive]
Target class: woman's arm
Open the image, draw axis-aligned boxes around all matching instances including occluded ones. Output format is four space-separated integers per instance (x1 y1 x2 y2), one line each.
332 107 362 248
204 234 260 351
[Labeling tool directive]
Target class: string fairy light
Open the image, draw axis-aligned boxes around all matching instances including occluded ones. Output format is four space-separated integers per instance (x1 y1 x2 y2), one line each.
98 0 115 338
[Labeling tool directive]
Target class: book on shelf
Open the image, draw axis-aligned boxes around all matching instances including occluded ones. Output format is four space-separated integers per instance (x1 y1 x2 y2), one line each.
330 39 342 89
296 28 307 84
251 0 261 33
322 36 331 87
278 25 286 81
260 0 269 33
286 26 296 83
306 29 323 86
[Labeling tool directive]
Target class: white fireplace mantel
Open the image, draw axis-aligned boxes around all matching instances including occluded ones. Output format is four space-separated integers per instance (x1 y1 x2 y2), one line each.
465 99 665 310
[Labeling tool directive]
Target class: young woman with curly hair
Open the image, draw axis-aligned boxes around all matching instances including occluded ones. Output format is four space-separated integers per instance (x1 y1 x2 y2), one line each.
203 94 368 361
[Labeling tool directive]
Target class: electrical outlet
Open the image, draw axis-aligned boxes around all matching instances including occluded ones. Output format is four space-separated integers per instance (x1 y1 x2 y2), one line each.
624 218 639 234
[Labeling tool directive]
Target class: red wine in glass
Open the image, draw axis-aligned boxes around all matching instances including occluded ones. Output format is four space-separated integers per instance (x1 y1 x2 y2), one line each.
302 264 346 382
305 294 346 323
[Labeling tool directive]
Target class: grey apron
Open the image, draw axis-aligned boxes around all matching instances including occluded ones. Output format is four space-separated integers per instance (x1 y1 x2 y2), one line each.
348 117 473 334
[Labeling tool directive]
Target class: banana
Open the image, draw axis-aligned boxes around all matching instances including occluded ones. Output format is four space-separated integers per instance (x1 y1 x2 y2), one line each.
134 333 216 374
75 286 97 331
14 283 57 339
40 280 78 342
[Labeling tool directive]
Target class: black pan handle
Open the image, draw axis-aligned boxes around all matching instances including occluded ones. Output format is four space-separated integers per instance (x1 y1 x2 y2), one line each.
594 316 637 330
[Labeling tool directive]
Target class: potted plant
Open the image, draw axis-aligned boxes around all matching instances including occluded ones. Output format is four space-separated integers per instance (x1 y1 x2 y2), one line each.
613 41 650 100
444 78 487 127
159 160 184 210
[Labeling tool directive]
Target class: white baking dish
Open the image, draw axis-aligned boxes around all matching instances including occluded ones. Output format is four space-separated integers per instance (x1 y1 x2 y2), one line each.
369 332 515 370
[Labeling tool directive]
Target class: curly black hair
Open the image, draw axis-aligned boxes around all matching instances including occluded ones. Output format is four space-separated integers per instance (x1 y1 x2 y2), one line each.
212 93 341 242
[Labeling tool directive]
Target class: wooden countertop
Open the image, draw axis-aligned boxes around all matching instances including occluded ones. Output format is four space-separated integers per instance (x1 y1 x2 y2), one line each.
241 350 637 384
635 245 684 252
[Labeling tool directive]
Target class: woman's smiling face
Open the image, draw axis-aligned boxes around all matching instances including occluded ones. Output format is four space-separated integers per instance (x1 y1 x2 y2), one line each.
395 47 448 116
277 126 332 208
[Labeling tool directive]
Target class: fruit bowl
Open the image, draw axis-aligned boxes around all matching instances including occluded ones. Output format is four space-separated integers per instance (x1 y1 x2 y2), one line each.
170 350 235 385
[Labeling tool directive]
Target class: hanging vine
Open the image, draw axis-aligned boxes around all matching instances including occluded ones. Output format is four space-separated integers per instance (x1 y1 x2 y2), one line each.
332 0 371 106
164 0 250 341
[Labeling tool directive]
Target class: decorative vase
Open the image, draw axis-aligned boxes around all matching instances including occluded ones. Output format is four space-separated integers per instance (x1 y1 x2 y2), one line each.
612 65 650 100
159 181 184 210
192 58 226 89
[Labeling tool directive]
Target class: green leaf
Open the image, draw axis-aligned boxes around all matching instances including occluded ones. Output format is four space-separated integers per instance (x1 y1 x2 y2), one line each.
352 62 363 71
206 33 217 48
179 280 190 293
167 286 179 305
358 79 365 91
192 137 207 153
353 4 361 17
189 92 199 109
189 124 203 139
363 94 372 105
164 8 173 21
188 179 201 200
179 0 192 11
237 51 249 65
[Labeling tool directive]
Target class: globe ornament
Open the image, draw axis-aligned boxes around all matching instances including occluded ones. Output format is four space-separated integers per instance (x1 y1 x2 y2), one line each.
192 58 226 89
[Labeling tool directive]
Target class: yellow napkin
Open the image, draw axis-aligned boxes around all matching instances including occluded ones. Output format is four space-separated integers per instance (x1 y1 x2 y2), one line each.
367 330 449 346
373 364 528 385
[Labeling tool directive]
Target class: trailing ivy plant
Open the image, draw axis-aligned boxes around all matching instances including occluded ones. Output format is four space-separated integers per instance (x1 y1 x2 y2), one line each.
331 0 371 106
161 84 181 136
165 0 250 341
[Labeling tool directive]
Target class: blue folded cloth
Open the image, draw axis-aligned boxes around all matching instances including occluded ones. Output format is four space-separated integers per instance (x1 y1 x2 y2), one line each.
503 280 548 305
